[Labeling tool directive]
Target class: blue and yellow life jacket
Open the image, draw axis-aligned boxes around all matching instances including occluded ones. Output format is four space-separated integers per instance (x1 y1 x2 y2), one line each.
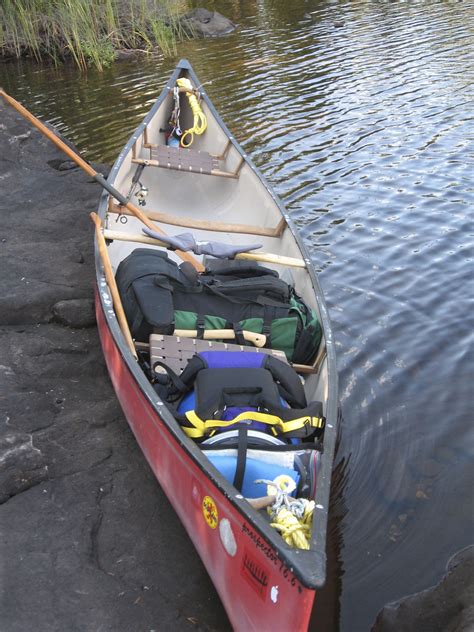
170 351 325 440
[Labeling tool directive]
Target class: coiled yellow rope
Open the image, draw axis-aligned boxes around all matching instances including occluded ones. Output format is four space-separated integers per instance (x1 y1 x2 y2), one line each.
256 477 315 550
270 501 315 550
176 78 207 148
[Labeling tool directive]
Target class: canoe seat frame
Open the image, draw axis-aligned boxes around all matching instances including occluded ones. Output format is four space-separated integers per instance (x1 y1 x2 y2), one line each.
131 128 244 179
136 336 325 375
148 334 288 375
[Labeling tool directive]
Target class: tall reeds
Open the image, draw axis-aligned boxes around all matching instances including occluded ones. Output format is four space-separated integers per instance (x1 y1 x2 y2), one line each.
0 0 191 71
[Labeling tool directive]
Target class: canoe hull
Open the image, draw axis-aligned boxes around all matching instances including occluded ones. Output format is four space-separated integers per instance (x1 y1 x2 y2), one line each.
95 289 317 631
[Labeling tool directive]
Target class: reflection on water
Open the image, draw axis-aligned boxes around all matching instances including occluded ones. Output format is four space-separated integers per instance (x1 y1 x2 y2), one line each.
2 1 473 629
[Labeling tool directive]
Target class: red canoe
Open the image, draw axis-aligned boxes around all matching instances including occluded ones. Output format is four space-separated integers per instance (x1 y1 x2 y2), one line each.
94 59 338 631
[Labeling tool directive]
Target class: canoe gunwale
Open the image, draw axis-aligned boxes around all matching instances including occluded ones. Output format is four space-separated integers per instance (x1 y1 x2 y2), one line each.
95 59 338 589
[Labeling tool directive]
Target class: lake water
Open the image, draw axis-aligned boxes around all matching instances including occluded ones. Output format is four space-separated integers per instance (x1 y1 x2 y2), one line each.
1 1 473 629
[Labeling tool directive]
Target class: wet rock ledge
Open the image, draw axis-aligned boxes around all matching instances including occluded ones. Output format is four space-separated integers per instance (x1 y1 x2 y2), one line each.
0 101 227 630
373 546 474 632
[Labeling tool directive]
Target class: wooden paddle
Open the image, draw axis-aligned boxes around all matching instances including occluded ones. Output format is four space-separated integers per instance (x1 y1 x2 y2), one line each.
174 329 266 347
246 495 276 510
90 213 138 359
0 88 204 272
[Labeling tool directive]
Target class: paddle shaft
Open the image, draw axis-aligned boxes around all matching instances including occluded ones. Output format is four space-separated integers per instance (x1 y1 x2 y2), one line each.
90 213 138 359
246 496 276 510
0 89 204 272
174 329 266 348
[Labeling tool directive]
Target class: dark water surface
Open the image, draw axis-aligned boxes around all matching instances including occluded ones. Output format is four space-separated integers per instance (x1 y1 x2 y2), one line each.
2 1 473 629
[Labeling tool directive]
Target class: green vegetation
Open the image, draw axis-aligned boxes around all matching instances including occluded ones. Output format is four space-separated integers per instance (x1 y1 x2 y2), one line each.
0 0 192 71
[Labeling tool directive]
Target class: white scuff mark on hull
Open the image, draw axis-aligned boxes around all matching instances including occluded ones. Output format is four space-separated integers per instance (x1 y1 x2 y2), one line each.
219 518 237 557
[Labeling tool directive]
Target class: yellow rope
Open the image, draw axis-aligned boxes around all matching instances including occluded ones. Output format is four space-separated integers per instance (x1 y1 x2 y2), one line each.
176 78 207 148
269 500 315 550
259 477 315 550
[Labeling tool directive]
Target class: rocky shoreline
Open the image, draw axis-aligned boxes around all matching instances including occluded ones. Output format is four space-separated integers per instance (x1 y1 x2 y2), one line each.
0 8 235 69
0 100 228 630
373 546 474 631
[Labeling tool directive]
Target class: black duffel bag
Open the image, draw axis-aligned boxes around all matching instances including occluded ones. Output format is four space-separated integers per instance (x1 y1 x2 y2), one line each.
115 249 321 364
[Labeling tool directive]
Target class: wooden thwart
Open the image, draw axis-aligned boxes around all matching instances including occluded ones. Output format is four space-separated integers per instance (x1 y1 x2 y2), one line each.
102 228 306 268
233 251 306 269
109 200 286 238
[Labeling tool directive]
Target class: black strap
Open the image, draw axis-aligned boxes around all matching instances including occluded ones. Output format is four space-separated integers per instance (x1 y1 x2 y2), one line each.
200 279 290 309
262 306 274 348
233 427 248 492
232 322 245 346
136 349 153 381
179 261 200 284
255 295 292 309
196 315 205 339
152 360 188 400
225 320 246 346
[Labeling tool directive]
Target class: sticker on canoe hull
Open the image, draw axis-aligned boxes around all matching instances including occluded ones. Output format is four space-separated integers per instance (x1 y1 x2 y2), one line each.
202 495 218 529
219 518 237 556
241 548 270 600
271 585 279 603
241 522 304 593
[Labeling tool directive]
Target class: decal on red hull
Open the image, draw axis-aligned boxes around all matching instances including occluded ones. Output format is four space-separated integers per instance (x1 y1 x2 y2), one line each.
241 548 270 600
202 495 218 529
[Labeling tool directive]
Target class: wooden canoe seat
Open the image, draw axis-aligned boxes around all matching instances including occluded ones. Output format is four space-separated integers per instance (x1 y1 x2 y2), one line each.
152 146 217 174
149 334 287 375
132 144 243 179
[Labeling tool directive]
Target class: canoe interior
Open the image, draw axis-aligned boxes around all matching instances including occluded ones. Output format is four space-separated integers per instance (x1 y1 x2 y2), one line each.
95 60 338 620
106 65 329 405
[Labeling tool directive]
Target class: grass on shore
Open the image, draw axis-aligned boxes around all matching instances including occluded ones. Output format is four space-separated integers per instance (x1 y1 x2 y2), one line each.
0 0 192 71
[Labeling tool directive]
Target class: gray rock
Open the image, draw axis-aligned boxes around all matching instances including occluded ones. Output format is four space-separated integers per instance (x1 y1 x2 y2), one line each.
0 430 48 503
179 8 236 38
114 48 143 62
0 98 229 630
52 298 96 328
372 546 474 632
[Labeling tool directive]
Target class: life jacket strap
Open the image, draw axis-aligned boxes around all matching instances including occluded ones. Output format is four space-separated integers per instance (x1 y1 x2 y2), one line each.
182 410 324 439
